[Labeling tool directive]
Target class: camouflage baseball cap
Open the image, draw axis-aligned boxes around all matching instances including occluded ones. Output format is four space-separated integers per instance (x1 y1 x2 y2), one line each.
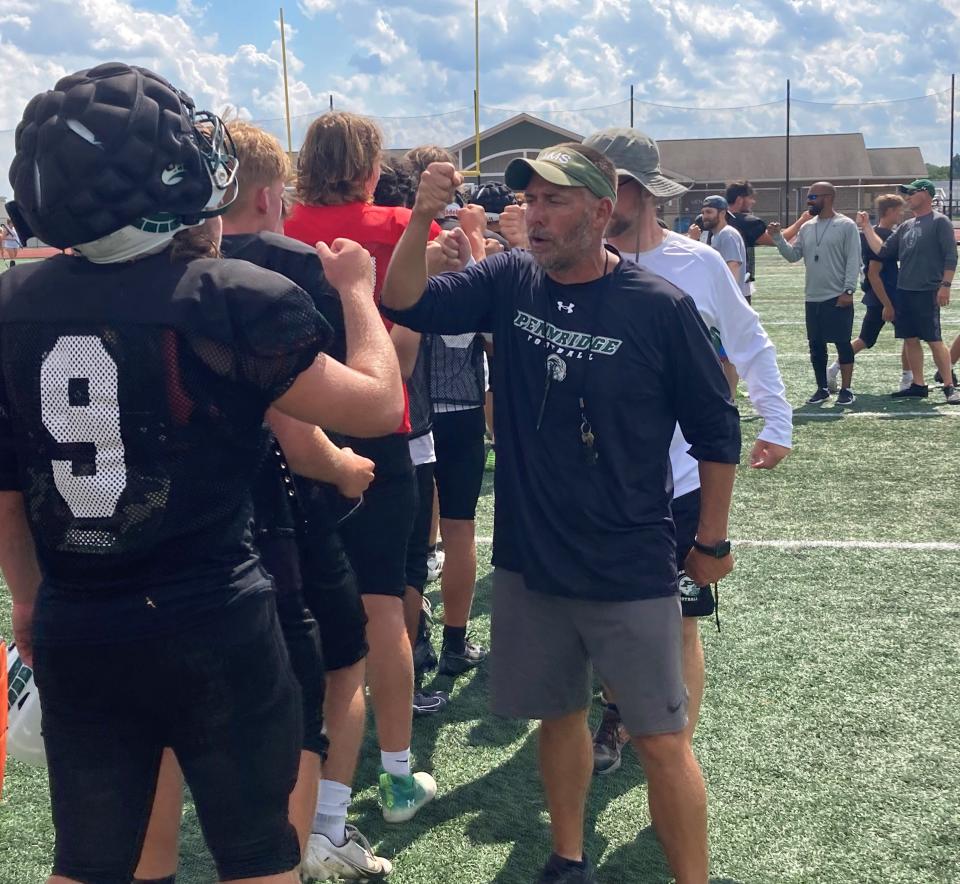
505 146 617 202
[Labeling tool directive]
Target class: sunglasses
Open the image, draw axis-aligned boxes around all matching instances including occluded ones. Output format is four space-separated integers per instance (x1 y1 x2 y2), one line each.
806 194 825 202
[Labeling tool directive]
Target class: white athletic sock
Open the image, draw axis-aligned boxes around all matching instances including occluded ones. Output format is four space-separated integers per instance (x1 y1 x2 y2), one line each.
902 370 913 380
380 748 411 778
829 361 840 372
313 779 352 845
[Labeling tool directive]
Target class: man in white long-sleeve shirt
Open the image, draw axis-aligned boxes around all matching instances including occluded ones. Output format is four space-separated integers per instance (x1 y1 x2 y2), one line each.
583 127 793 773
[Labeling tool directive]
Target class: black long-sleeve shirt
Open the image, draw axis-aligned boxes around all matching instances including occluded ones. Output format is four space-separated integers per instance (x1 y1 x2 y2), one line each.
383 248 741 602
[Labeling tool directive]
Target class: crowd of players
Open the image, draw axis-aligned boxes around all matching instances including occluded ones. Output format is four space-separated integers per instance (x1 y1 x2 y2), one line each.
0 61 955 884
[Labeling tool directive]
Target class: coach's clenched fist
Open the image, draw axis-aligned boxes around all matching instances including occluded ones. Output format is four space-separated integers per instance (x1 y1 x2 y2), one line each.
413 162 463 222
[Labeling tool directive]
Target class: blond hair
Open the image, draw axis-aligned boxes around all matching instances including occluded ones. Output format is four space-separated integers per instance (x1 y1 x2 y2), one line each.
875 193 905 216
296 112 382 206
224 121 290 216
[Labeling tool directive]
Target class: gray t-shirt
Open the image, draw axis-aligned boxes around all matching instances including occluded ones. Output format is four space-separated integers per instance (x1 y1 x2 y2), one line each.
701 225 749 300
878 211 958 292
773 214 862 302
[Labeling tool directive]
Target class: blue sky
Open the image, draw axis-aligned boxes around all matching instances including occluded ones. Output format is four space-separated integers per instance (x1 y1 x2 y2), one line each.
0 0 957 187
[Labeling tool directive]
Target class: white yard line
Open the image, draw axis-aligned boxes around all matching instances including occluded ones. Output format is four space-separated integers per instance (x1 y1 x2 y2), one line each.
473 537 959 551
761 319 960 327
789 410 960 419
733 538 960 551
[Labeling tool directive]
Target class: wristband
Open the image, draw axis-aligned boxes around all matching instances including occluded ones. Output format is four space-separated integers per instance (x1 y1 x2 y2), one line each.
940 281 952 288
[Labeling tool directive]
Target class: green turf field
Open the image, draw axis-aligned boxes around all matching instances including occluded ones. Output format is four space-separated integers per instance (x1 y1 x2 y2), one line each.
2 250 959 883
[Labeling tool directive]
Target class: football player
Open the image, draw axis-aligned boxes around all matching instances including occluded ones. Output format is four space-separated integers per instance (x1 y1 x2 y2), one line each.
133 119 394 883
285 112 440 831
0 63 401 884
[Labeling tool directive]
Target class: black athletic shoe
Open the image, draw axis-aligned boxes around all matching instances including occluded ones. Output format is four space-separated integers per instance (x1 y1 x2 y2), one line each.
934 369 959 386
438 640 488 676
944 386 960 405
891 383 929 398
537 854 597 883
413 690 449 716
807 387 831 404
836 388 856 406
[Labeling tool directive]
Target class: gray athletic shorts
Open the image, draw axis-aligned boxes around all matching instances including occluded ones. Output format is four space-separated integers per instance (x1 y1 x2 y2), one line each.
490 568 687 737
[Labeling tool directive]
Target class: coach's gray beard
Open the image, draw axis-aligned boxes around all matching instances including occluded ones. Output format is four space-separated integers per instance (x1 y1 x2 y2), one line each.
533 215 595 273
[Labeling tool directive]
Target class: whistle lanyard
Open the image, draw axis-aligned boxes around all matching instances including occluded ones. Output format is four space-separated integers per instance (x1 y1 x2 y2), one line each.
535 250 612 467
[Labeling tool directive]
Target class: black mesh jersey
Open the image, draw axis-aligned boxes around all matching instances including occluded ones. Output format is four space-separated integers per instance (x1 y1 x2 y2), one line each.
407 334 433 439
221 231 349 532
0 251 331 642
221 231 346 363
430 333 485 408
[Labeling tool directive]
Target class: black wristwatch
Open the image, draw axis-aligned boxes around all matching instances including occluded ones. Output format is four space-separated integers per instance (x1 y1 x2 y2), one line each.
692 538 732 558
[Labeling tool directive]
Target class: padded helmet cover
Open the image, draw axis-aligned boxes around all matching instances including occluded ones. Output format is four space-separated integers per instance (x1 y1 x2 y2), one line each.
8 62 215 249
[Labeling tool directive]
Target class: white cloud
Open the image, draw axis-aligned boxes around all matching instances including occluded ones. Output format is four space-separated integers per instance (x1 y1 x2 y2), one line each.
0 0 956 198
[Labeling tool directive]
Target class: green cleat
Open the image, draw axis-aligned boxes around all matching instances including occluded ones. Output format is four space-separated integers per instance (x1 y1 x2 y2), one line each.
378 769 437 823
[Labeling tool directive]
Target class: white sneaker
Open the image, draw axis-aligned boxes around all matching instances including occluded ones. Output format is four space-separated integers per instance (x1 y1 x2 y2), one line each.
426 548 444 583
826 362 840 393
899 371 913 392
301 825 393 881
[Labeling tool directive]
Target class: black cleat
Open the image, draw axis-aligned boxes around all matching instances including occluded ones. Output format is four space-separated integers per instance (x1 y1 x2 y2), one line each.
413 690 449 716
807 387 831 404
891 383 929 398
538 854 598 883
438 640 488 677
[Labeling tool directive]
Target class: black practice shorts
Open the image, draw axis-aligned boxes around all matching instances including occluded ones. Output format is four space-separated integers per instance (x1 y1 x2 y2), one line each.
858 304 889 349
258 532 327 757
338 433 416 598
433 407 486 521
894 289 942 342
805 297 855 345
672 489 716 619
299 520 369 672
406 458 436 593
33 593 302 884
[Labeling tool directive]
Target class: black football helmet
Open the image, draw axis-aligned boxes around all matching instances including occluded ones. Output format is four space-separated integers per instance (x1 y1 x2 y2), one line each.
7 62 238 258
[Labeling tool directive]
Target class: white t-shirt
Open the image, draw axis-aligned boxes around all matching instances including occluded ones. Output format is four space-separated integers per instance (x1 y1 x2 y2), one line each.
624 232 792 499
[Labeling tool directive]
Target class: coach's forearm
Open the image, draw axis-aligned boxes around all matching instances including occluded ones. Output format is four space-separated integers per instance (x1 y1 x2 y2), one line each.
381 211 433 310
0 491 41 605
695 461 736 544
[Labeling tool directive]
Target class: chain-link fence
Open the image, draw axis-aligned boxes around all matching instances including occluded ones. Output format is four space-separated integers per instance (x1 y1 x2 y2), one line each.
0 80 956 238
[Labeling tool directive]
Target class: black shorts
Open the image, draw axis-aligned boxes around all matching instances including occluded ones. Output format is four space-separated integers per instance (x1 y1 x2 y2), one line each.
894 289 941 342
805 297 855 345
33 593 302 884
299 523 369 672
258 533 327 757
405 459 436 593
857 304 888 349
338 433 416 598
433 407 486 521
672 489 716 619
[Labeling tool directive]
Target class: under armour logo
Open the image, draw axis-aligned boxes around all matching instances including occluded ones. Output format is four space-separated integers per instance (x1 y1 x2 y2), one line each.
556 301 574 313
